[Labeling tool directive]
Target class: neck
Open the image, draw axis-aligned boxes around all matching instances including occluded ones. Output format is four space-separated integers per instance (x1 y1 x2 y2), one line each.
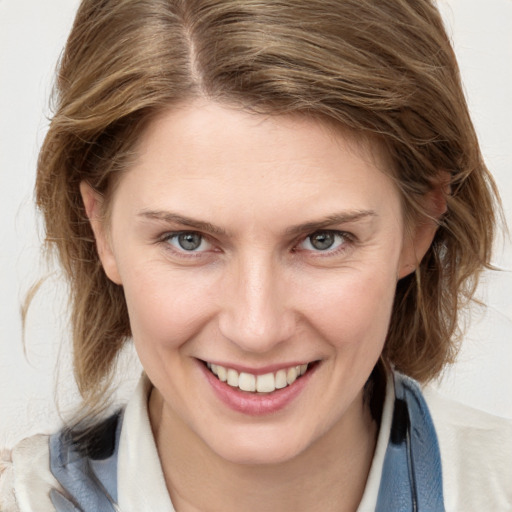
149 389 378 512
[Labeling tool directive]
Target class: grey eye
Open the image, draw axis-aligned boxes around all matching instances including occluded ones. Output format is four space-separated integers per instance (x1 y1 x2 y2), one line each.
177 233 203 251
308 231 336 250
163 231 213 254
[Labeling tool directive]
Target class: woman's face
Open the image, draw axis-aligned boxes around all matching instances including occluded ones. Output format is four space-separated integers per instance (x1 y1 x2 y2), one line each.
86 100 422 465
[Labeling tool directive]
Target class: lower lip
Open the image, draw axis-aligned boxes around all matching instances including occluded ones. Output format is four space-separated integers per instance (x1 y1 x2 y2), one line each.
200 362 317 416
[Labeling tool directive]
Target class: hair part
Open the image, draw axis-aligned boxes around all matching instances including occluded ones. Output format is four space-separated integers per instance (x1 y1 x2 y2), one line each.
35 0 500 412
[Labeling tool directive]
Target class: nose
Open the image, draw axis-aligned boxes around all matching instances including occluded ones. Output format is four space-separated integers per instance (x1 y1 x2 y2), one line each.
217 251 296 354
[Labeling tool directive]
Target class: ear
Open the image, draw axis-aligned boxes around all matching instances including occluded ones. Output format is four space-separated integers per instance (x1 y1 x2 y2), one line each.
80 181 122 285
397 173 450 279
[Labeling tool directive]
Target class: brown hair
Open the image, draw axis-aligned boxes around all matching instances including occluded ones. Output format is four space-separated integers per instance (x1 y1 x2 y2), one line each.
35 0 499 409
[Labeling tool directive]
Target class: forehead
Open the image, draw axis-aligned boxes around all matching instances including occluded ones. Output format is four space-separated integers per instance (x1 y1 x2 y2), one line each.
109 100 403 230
132 100 392 177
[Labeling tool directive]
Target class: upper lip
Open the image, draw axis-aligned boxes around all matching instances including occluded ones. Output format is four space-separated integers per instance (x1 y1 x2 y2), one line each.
201 359 318 375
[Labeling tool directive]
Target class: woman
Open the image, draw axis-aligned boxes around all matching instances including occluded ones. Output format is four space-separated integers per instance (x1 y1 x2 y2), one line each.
1 0 510 510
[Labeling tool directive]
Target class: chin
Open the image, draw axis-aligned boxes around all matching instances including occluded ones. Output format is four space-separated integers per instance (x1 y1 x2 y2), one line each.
204 426 312 466
217 444 304 466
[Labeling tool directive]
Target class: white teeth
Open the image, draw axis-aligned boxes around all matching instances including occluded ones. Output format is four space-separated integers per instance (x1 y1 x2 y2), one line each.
256 372 275 393
275 369 287 389
239 372 256 392
227 368 239 387
286 367 298 385
208 362 311 393
216 365 227 382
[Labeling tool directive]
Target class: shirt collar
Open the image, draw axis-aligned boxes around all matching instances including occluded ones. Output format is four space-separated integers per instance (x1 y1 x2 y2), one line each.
118 374 175 512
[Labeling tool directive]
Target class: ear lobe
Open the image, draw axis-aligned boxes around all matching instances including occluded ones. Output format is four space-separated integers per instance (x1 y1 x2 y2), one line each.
397 175 449 279
397 221 438 279
80 182 122 285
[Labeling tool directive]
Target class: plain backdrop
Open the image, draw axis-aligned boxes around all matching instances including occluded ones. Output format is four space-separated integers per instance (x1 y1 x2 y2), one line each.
1 0 511 448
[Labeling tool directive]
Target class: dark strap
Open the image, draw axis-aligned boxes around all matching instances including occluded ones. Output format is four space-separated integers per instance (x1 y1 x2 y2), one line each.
376 372 445 511
49 412 122 512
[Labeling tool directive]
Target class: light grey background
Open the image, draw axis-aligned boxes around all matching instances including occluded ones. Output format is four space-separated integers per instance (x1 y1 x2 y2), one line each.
1 0 511 448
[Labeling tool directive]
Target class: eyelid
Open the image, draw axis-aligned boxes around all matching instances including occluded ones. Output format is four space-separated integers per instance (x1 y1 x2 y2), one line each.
158 230 216 254
156 228 355 258
295 230 355 254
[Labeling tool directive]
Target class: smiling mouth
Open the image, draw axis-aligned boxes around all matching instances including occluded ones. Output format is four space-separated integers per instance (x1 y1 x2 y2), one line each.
204 361 316 394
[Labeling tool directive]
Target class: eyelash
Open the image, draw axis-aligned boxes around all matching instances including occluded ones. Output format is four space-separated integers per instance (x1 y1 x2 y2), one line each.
294 230 354 256
157 230 355 258
158 231 215 258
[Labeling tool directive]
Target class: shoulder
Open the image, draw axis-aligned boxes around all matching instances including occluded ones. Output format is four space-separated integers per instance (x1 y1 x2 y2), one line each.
1 448 18 512
0 435 63 512
423 386 512 512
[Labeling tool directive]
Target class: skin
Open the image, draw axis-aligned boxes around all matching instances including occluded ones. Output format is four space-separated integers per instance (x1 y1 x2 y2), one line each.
82 100 438 511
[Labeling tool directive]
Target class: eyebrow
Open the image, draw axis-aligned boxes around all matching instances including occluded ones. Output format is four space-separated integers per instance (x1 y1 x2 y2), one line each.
284 210 377 237
138 208 377 238
138 210 228 236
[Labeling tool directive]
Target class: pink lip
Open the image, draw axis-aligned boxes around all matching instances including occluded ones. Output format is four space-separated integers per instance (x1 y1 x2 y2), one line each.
199 361 317 416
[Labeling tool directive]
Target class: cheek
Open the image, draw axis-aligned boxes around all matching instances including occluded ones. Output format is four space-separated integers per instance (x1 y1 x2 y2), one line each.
120 262 216 351
300 267 398 350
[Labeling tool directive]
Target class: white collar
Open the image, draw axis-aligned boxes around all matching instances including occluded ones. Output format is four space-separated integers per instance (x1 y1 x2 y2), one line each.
356 369 394 511
118 375 175 512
